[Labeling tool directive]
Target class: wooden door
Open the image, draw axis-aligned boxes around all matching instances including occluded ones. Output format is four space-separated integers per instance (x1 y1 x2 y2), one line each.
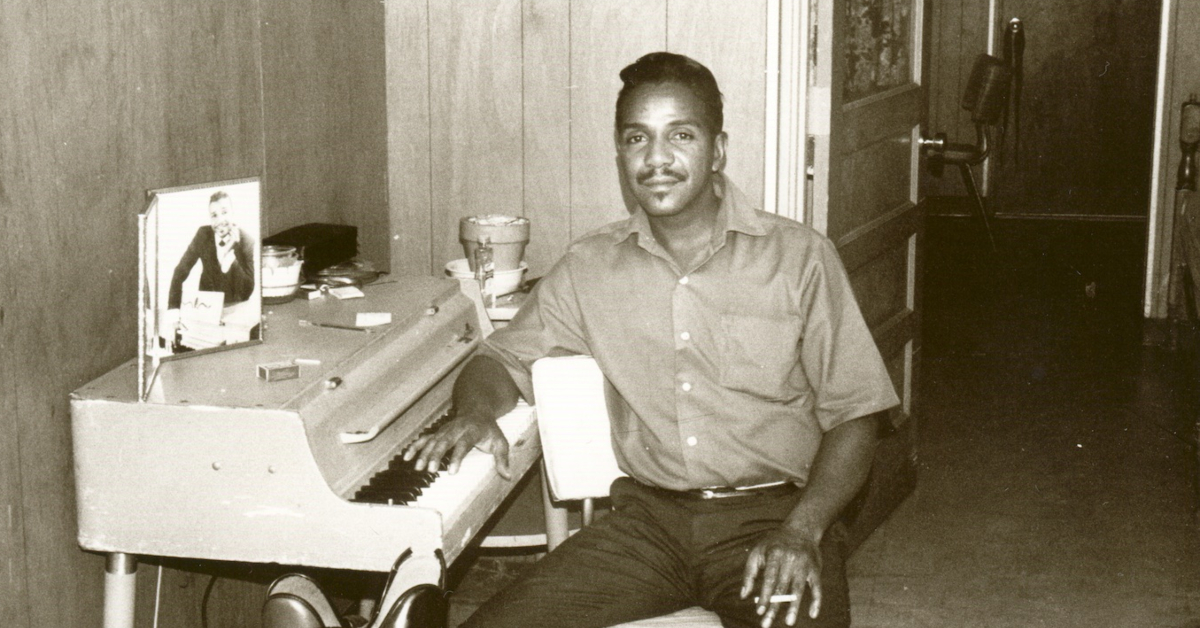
809 0 927 550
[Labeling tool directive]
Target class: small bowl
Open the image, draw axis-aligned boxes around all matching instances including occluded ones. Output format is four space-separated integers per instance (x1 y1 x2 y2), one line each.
445 258 527 297
262 283 302 304
262 262 304 304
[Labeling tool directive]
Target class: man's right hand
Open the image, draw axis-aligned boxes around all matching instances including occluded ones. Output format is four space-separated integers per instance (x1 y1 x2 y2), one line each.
401 413 512 480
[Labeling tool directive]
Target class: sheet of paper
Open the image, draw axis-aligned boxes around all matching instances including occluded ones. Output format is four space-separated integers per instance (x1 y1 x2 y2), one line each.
355 312 392 327
328 285 365 300
180 290 225 326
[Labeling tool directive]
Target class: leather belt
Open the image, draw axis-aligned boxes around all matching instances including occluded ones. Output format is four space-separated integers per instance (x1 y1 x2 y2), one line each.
635 479 798 501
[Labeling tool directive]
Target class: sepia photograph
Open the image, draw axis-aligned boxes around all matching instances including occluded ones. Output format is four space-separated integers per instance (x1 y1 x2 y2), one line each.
6 1 1199 627
141 177 262 361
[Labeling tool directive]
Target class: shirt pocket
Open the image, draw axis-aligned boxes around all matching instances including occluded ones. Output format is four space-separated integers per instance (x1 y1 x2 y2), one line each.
718 313 802 401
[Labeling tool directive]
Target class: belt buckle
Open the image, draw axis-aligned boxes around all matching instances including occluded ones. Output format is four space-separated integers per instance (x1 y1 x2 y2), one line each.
701 481 791 499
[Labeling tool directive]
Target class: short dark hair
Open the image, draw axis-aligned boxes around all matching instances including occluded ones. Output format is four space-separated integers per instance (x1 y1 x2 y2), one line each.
209 190 230 204
615 52 723 135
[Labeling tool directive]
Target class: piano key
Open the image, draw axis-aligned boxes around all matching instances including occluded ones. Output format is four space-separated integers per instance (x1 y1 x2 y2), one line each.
355 489 421 505
411 404 535 517
353 446 455 504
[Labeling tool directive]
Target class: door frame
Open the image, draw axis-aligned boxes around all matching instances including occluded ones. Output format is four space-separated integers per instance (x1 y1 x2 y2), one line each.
764 0 811 222
1146 0 1183 320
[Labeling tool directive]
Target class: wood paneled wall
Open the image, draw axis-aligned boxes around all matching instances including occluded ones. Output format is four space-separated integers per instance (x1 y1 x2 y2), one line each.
0 0 268 623
385 0 770 278
924 0 991 197
260 0 392 269
0 1 384 625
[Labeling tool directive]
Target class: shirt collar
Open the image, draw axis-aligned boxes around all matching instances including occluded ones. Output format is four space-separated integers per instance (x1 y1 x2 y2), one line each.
613 174 769 245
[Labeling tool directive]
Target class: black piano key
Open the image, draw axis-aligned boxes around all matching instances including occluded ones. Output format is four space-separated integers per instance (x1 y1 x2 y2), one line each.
355 493 410 505
351 458 451 504
355 487 421 504
350 411 457 506
365 474 427 490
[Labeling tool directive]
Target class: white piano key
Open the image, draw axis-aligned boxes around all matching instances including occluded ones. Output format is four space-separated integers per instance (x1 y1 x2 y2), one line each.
412 402 535 516
412 403 538 558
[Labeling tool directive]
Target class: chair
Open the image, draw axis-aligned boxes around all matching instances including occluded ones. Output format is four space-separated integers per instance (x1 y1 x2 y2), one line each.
920 53 1013 252
532 355 723 628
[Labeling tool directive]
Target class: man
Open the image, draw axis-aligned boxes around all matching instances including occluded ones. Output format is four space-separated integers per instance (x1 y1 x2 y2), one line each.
405 52 898 628
167 190 255 310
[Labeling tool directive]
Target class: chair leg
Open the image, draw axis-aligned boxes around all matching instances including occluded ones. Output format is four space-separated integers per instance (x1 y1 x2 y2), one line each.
959 162 998 252
542 459 571 551
582 498 595 526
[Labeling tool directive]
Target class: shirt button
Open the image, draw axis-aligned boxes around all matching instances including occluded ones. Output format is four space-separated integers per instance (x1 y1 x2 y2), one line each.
681 382 693 392
679 276 689 285
680 331 691 341
686 436 698 447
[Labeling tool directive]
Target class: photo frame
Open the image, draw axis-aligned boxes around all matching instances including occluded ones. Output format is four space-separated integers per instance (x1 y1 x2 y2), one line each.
138 177 263 400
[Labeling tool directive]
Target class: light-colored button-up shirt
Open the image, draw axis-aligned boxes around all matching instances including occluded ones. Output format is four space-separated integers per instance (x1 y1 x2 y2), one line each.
480 176 899 491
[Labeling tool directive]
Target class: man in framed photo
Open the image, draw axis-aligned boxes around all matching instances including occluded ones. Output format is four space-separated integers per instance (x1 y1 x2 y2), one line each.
167 190 255 311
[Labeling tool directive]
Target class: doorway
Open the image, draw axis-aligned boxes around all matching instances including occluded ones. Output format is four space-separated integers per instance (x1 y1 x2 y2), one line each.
926 0 1162 220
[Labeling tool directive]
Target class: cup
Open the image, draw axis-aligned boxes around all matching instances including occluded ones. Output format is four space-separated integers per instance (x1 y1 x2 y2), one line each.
261 245 303 303
459 215 530 272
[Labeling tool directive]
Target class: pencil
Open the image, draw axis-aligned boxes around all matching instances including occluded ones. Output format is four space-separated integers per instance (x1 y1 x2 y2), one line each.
298 320 373 333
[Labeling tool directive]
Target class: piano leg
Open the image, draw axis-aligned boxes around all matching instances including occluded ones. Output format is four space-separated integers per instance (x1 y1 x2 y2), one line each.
103 553 137 628
369 551 446 628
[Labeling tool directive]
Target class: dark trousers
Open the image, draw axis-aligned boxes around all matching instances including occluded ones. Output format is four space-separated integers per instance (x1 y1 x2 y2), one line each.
460 478 850 628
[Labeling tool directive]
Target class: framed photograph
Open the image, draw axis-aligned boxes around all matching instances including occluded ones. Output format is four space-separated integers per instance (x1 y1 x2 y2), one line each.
138 178 262 399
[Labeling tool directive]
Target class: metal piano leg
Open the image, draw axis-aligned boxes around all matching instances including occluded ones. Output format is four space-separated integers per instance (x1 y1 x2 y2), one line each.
104 553 137 628
369 551 447 628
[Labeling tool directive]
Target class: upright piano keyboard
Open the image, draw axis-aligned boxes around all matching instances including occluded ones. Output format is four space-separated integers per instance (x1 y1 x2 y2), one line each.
71 277 541 628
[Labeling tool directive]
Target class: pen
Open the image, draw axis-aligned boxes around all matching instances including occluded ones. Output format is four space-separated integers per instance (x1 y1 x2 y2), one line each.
299 320 373 333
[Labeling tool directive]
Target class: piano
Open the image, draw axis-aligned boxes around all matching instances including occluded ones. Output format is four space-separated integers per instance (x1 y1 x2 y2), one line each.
71 276 541 628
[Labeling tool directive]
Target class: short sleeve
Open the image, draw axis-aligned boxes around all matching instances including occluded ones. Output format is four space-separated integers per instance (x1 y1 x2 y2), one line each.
797 238 900 431
478 255 592 404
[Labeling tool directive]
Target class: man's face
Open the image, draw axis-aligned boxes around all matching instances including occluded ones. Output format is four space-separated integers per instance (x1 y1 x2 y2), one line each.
208 197 234 241
615 81 726 219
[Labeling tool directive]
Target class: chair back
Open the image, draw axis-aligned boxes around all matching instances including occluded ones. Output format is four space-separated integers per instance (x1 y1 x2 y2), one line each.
532 356 725 627
532 356 626 501
961 53 1012 126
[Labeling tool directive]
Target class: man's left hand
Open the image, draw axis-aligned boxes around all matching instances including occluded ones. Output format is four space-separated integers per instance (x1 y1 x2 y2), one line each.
740 525 822 627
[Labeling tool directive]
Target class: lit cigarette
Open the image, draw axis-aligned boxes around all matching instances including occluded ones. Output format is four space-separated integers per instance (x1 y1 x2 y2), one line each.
754 594 799 604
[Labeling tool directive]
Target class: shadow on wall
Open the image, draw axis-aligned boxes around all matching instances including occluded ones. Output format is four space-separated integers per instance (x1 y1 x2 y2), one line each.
987 0 1161 216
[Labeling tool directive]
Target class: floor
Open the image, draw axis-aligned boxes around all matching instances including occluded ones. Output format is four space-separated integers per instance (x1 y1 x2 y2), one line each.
445 216 1200 627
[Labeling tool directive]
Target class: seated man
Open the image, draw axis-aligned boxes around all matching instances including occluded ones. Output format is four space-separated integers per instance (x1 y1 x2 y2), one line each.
405 51 898 628
167 190 255 311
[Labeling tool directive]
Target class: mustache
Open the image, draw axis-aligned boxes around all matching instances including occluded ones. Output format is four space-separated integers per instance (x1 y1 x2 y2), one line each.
636 168 687 185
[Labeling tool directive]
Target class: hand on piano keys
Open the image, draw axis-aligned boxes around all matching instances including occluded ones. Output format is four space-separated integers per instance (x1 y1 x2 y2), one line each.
353 403 533 508
397 408 517 480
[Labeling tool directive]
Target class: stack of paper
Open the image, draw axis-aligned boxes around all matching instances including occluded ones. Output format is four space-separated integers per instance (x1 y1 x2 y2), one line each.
177 291 256 350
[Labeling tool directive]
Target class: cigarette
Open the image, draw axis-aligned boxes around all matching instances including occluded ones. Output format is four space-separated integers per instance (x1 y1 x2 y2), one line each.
754 594 799 604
